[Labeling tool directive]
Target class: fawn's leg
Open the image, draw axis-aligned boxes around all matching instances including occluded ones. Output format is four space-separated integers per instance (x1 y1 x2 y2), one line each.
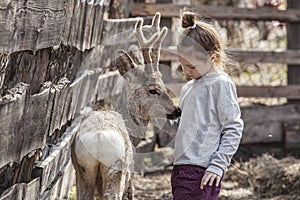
72 136 99 200
122 176 134 200
102 166 128 200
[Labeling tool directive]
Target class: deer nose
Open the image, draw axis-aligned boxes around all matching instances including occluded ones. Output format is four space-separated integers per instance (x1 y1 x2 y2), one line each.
173 107 181 117
167 107 181 119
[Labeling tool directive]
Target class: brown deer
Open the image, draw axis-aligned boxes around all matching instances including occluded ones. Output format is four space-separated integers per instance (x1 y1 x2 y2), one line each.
71 12 181 200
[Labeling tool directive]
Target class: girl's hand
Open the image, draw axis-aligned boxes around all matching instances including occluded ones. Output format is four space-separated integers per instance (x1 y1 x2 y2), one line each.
200 171 221 189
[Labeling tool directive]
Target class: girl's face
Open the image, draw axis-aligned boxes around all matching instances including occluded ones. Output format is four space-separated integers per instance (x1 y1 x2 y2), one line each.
177 50 213 80
178 56 202 79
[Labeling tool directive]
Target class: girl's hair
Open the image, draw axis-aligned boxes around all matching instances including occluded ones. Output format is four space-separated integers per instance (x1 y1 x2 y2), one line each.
178 11 231 71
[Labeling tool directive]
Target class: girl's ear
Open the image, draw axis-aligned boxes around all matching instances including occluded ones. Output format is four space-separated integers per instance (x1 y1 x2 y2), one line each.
210 52 216 63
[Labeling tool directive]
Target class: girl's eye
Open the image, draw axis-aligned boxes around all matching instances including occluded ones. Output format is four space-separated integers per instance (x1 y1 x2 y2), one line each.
188 65 195 69
149 89 158 95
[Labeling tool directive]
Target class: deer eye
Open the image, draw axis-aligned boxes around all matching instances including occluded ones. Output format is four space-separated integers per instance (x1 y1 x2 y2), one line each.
149 89 158 95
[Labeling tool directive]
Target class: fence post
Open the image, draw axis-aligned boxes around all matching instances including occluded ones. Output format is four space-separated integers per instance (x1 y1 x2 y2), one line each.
287 0 300 102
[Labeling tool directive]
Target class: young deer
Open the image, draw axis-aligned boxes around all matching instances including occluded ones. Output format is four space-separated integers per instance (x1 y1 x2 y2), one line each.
71 13 181 200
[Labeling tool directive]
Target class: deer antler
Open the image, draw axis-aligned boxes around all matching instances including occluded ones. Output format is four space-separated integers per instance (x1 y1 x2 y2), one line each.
144 12 168 74
152 27 167 74
134 19 160 75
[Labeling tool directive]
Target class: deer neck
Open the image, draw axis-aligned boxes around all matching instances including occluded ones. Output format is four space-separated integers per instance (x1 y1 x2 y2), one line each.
112 85 149 145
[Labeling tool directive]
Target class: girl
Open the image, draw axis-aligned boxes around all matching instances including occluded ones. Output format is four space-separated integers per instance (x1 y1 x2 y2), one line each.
171 12 244 200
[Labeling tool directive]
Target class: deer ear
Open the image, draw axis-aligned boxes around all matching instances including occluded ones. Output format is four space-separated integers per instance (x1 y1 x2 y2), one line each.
115 50 136 76
114 50 141 82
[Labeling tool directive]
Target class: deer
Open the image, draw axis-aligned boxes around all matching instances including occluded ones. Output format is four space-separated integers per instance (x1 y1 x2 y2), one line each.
71 12 181 200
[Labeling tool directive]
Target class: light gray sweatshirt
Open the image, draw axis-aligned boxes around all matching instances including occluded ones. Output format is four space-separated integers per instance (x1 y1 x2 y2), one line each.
173 70 244 177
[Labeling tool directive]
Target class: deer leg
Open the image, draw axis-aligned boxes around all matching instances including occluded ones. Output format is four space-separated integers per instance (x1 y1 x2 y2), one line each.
94 165 104 200
72 136 99 200
103 167 127 200
122 176 134 200
75 160 98 200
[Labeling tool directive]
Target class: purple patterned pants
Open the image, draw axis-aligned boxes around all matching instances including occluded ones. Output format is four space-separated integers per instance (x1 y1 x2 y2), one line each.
171 165 222 200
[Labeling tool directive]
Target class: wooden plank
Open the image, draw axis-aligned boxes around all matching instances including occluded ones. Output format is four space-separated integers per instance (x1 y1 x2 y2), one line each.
131 3 300 22
237 85 300 99
229 49 300 65
95 71 125 101
101 18 142 46
73 70 101 114
287 0 300 102
0 84 56 168
68 77 83 120
69 70 124 116
0 83 29 168
241 104 300 144
0 178 40 200
15 150 41 185
48 78 71 136
62 0 105 51
2 46 83 95
18 89 52 159
0 0 107 54
34 118 80 194
160 47 300 64
0 0 66 53
283 122 300 149
2 49 50 95
166 83 300 99
67 68 118 120
39 159 75 200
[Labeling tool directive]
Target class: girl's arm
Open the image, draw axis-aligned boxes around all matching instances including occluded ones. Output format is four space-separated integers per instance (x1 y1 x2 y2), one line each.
206 80 244 177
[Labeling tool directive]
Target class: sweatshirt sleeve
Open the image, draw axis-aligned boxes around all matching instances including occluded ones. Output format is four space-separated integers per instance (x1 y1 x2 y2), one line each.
206 80 244 177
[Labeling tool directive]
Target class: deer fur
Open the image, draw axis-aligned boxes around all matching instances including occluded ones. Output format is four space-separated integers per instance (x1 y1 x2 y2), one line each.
71 12 181 200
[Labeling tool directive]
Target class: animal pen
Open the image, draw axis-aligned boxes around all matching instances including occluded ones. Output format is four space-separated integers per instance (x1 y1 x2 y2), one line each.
0 0 300 199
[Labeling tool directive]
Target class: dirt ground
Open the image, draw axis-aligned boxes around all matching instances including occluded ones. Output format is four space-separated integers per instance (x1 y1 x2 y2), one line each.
134 169 255 200
134 153 300 200
134 169 300 200
69 152 300 200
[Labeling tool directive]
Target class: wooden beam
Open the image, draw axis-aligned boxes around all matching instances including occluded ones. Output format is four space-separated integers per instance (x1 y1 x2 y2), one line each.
228 49 300 65
287 0 300 102
0 178 40 200
237 85 300 99
34 120 79 194
131 3 300 22
166 83 300 99
160 47 300 64
101 18 142 46
241 104 300 144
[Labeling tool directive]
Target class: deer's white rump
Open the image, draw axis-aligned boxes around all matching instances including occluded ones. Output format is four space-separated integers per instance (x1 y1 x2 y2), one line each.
74 112 127 167
72 111 133 200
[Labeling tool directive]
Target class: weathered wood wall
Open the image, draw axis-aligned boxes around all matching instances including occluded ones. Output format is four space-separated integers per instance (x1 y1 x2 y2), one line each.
0 0 107 54
0 0 135 199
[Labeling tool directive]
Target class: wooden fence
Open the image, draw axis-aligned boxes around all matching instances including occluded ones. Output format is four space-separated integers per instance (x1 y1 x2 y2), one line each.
130 0 300 151
131 1 300 99
0 0 133 199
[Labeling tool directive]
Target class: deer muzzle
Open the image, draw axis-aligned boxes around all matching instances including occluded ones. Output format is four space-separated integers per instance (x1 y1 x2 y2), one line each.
167 107 181 120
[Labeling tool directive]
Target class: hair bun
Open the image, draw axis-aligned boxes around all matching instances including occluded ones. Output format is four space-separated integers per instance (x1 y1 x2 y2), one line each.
181 11 196 28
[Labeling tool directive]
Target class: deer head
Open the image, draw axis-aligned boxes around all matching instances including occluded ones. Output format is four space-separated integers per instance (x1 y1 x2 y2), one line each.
114 12 181 127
